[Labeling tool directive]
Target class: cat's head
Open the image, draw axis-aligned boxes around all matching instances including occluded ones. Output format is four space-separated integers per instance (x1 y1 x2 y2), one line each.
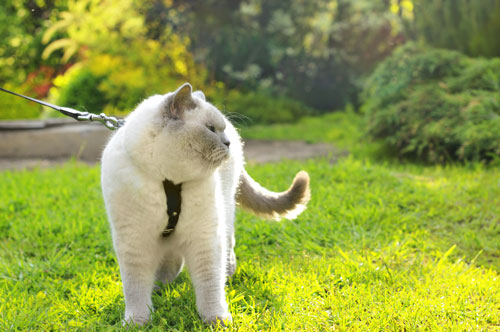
123 83 232 182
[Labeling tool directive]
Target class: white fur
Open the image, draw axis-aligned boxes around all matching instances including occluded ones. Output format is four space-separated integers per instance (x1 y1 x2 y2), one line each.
101 87 243 325
101 84 310 326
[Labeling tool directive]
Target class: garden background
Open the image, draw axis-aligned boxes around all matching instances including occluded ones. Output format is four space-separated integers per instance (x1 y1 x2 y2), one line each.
0 0 499 331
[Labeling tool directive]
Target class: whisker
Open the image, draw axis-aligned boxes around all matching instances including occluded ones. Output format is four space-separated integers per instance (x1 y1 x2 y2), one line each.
221 110 252 127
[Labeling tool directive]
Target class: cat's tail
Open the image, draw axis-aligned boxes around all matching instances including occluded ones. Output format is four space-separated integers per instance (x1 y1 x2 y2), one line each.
236 169 310 221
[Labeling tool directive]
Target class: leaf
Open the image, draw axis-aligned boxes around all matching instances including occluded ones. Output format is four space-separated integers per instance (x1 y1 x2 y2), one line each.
42 38 77 60
42 20 72 44
62 43 79 63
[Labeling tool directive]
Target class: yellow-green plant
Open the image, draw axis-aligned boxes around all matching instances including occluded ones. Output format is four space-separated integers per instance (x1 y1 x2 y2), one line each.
42 0 145 62
43 0 206 114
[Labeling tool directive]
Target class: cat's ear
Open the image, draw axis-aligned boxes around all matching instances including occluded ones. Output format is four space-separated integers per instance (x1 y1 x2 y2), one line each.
193 90 206 101
167 83 196 119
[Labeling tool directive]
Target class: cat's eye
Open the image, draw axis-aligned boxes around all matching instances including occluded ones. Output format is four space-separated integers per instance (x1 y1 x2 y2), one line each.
207 125 216 133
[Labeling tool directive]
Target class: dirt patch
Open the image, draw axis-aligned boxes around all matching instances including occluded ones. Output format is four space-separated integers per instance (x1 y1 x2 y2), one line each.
244 139 343 164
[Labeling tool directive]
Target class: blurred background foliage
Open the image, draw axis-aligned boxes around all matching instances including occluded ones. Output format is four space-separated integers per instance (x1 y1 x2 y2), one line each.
0 0 499 162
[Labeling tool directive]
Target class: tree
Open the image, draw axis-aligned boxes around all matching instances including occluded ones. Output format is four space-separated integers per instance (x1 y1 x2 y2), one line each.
413 0 500 57
168 0 404 110
0 0 68 93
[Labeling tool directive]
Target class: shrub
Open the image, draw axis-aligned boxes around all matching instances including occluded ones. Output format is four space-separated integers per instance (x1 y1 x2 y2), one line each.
447 58 500 93
213 89 313 125
56 67 108 114
0 85 41 120
362 43 466 107
363 43 500 163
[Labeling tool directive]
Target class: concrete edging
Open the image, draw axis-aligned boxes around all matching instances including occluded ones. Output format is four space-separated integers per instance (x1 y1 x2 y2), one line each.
0 119 112 161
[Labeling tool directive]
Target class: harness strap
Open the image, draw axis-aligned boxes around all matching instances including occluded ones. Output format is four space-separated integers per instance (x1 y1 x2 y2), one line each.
162 179 182 237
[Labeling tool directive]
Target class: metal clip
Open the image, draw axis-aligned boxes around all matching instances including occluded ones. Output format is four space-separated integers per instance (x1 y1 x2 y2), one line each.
77 112 124 131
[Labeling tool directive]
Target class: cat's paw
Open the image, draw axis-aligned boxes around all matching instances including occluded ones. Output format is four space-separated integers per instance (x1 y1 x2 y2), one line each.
204 314 233 327
226 251 237 277
122 314 150 327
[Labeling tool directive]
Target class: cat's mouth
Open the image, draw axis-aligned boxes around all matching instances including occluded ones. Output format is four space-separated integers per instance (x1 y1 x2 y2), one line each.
205 145 230 168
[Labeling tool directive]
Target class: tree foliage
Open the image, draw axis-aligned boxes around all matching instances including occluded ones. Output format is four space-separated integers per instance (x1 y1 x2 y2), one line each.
2 0 500 123
41 0 205 115
0 0 68 92
168 0 404 110
412 0 500 57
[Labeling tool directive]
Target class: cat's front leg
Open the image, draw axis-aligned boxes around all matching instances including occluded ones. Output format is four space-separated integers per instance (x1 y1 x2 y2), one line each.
225 198 237 278
121 268 155 326
184 232 231 325
227 231 237 278
113 231 161 326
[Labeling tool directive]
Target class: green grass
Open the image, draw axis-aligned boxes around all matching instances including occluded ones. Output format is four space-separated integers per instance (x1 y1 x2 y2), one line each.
1 111 499 331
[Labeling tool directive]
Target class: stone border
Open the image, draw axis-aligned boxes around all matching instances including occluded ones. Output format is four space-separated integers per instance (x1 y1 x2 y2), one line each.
0 119 111 161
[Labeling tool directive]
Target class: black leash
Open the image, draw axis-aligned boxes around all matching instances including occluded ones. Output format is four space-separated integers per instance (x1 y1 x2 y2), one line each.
1 86 182 237
0 87 124 130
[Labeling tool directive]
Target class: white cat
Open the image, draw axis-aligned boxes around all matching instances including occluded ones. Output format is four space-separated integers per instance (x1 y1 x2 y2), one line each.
101 83 310 326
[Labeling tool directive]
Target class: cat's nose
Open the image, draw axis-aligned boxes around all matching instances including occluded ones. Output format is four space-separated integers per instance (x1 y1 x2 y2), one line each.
221 133 230 148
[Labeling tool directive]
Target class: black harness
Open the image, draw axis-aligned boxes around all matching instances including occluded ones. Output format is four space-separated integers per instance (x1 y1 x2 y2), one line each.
161 179 182 237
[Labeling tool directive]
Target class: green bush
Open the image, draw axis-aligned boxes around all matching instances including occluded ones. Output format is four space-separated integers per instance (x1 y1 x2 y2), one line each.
362 43 466 106
213 89 313 125
448 58 500 93
0 84 41 120
56 68 108 114
363 43 500 163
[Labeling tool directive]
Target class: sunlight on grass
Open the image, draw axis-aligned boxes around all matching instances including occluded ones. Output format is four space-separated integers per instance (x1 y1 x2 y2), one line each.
0 152 499 330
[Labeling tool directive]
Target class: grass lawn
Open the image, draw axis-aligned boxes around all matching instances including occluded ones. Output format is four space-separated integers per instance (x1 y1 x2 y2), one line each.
1 111 499 331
